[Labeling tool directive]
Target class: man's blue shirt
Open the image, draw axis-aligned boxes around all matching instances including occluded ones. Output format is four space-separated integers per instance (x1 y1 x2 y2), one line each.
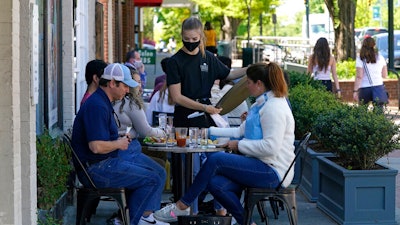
72 88 119 164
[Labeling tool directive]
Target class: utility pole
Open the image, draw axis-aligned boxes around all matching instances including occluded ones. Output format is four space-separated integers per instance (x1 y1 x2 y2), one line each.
305 0 309 39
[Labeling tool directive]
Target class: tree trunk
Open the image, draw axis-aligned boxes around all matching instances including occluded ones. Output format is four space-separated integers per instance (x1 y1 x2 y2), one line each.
221 16 242 41
325 0 357 61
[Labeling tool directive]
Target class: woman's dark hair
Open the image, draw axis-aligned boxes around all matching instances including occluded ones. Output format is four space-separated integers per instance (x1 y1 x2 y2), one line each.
204 21 213 30
311 37 331 73
246 62 288 97
360 37 378 63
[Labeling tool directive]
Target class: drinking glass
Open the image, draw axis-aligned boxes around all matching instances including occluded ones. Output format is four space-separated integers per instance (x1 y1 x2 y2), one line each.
175 127 188 147
166 127 176 147
158 113 167 130
188 127 199 148
200 128 208 149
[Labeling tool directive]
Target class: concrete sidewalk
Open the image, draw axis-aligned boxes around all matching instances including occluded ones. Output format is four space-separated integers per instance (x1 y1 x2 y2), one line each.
62 189 339 225
63 148 400 225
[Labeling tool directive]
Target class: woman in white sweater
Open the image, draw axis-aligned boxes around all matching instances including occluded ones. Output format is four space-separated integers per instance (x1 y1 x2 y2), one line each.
154 62 295 225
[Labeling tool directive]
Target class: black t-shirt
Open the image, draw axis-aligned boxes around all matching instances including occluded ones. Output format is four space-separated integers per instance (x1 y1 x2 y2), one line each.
166 49 230 100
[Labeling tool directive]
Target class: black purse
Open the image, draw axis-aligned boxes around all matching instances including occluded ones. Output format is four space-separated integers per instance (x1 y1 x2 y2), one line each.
178 215 232 225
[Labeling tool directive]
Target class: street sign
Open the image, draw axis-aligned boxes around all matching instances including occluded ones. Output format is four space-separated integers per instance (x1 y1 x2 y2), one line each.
138 49 156 64
372 6 380 20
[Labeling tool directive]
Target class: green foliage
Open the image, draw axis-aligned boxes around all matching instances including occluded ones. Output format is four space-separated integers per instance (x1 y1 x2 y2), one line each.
37 129 71 210
313 104 400 170
336 59 356 80
289 83 342 138
37 211 62 225
286 70 326 90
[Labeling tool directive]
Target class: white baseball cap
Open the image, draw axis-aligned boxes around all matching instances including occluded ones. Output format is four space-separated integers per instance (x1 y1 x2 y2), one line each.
101 63 139 88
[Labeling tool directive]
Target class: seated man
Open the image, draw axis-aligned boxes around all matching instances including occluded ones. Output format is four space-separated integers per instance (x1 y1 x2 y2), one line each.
72 63 169 225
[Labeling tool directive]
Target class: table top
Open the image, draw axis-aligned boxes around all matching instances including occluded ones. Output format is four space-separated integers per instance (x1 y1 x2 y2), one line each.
144 145 226 153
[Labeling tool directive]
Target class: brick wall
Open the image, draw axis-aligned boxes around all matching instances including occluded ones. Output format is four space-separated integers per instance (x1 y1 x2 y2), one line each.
339 79 399 107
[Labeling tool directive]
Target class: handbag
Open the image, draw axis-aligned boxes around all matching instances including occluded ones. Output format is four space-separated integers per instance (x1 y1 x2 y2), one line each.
362 60 389 104
178 215 232 225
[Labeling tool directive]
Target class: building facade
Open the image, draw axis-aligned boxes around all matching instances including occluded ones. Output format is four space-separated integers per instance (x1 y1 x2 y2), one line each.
0 0 143 223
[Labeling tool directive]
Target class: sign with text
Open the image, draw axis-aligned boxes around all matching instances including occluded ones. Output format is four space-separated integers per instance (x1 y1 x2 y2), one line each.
138 49 156 64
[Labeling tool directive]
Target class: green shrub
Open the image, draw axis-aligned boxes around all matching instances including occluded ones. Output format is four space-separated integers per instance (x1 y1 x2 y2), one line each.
336 59 356 80
37 129 71 210
289 84 342 138
313 104 400 170
286 70 325 90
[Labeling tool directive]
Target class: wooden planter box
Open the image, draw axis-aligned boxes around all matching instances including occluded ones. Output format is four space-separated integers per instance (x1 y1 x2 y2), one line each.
298 148 335 202
316 156 397 225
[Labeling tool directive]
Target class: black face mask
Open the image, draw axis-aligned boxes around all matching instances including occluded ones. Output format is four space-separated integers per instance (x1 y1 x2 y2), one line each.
182 40 200 52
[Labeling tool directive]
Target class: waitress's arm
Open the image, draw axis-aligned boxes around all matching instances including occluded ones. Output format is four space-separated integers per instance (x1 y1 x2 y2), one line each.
169 83 222 114
226 67 247 80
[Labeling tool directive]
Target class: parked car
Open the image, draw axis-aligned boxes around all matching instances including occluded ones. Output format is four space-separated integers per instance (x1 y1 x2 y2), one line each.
373 31 400 69
356 27 388 49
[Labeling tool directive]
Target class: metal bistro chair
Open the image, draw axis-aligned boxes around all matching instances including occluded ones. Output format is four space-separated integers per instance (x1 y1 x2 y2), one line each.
243 132 311 225
63 134 130 225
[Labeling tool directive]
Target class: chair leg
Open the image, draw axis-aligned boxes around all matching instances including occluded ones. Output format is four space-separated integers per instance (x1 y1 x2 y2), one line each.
279 193 298 225
256 201 269 225
269 197 279 219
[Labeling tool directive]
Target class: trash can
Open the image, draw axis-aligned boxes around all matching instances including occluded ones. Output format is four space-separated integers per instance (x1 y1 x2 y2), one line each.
242 48 253 67
217 41 232 58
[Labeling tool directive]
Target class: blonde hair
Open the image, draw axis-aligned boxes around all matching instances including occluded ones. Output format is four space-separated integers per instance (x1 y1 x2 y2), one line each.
181 17 206 57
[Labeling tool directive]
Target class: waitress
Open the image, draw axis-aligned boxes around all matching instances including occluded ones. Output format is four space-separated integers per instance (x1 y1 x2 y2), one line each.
165 17 246 204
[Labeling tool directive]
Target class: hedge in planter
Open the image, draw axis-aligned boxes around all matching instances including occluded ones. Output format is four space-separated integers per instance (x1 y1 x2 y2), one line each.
313 104 400 170
289 84 342 139
313 104 400 225
37 129 71 221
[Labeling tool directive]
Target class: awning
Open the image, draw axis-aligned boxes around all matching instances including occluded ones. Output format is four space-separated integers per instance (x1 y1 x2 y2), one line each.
134 0 163 7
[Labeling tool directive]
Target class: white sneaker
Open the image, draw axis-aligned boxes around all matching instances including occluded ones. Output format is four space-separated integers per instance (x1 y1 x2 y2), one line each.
138 213 170 225
153 203 190 222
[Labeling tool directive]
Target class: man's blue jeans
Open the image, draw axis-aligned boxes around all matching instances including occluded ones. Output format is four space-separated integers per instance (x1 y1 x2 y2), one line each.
83 140 165 225
180 152 280 224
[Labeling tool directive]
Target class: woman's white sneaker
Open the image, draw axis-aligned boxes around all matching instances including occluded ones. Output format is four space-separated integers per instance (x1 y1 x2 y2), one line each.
153 203 190 222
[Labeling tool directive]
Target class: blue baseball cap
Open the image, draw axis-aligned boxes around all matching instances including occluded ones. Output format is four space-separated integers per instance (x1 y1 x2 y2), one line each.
101 63 139 88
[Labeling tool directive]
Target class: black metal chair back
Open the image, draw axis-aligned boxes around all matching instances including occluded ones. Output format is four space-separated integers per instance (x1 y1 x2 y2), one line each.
243 132 311 225
63 134 130 225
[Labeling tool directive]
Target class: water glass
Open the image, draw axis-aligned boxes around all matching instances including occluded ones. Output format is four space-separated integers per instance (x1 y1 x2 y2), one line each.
166 128 176 147
175 127 188 147
188 127 199 148
158 113 167 130
200 128 208 149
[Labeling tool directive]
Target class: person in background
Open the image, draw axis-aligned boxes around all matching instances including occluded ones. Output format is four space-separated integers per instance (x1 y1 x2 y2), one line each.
149 57 169 102
167 37 177 54
72 63 169 225
307 37 341 97
81 59 108 105
146 82 175 126
154 62 295 225
204 21 217 55
210 56 249 127
353 37 388 110
125 50 147 90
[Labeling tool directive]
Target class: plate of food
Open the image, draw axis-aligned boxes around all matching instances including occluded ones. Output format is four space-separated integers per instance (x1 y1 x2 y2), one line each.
143 136 176 146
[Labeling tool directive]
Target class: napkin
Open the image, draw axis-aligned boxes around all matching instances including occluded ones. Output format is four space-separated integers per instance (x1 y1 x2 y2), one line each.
210 114 229 128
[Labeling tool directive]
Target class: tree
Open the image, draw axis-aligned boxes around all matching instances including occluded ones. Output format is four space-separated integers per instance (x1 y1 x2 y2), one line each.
324 0 357 61
191 0 274 41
